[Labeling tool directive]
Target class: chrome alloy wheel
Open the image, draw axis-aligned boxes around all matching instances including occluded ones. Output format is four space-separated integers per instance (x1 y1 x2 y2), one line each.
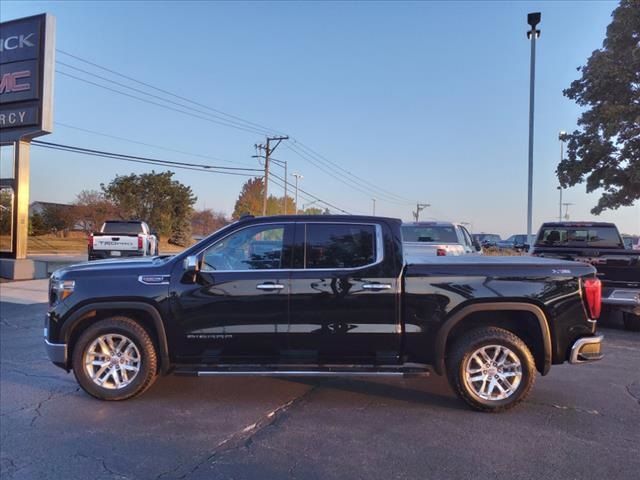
84 334 141 390
464 344 522 401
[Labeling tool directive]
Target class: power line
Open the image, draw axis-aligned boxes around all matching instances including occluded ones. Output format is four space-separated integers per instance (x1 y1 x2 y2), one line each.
57 61 271 135
282 144 411 206
55 122 256 167
55 50 411 204
31 141 261 177
290 139 414 204
270 172 352 215
57 49 285 136
56 70 267 136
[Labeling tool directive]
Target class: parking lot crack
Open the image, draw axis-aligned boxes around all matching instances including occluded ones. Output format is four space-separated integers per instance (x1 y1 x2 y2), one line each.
163 385 319 480
625 382 640 406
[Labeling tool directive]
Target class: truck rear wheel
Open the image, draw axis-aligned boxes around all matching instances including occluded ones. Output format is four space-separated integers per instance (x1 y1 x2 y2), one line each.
446 327 536 412
623 313 640 332
72 316 158 401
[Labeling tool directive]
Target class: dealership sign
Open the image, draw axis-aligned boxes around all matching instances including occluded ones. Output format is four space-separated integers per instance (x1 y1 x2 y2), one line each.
0 14 55 143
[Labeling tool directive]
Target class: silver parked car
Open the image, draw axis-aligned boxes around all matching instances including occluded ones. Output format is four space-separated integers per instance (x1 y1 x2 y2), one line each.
401 221 482 262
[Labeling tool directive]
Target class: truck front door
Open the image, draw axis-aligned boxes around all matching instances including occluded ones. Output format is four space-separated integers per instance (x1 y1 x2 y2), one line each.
170 223 293 364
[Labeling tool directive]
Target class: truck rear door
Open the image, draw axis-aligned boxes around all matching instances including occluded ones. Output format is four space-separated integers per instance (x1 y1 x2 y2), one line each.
287 221 402 364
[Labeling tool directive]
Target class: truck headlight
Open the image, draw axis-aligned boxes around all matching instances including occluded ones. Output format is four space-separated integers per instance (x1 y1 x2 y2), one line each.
51 280 75 301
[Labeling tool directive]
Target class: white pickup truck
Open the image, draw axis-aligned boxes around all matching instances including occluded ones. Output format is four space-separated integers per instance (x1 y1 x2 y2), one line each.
88 221 158 261
402 221 482 262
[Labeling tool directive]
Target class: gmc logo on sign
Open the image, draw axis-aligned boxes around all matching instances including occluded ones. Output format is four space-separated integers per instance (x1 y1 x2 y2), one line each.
0 70 31 94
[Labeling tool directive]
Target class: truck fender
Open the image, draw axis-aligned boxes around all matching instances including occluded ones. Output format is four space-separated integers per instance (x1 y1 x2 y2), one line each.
433 302 552 376
61 301 171 373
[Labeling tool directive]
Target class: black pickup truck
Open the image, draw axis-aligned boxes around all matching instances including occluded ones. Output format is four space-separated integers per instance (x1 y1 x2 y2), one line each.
531 222 640 331
46 215 604 412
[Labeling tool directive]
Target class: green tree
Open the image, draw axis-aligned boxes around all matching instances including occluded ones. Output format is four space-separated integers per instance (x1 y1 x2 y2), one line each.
300 207 323 215
232 177 264 219
102 171 197 246
41 204 75 236
29 212 48 236
0 189 12 238
557 0 640 214
266 195 296 216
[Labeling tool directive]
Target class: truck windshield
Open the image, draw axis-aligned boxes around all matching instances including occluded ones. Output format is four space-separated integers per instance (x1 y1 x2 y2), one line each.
402 226 458 243
102 222 143 234
535 226 623 248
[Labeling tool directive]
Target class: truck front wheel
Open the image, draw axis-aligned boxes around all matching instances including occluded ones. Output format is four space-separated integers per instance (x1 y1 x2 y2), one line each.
72 316 158 401
446 327 536 412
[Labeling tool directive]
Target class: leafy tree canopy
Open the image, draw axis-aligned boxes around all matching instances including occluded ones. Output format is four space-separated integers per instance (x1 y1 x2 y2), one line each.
557 0 640 214
232 177 297 218
102 171 196 246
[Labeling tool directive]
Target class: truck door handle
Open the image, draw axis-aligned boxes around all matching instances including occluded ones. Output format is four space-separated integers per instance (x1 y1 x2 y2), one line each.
362 283 392 290
256 283 285 290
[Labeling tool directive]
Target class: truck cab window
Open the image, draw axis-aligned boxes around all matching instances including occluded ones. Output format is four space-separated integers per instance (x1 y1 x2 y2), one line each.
305 224 375 269
202 225 285 271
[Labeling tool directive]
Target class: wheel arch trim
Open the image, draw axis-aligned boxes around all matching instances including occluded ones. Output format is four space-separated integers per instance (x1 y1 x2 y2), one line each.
61 301 170 373
434 301 552 376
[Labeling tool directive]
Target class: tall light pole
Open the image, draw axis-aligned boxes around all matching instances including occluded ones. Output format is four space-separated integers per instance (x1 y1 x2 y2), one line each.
372 198 376 216
526 12 541 247
557 186 563 222
291 173 303 213
558 131 566 222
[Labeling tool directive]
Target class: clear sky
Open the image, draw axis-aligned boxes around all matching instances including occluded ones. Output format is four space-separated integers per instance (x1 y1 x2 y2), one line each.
1 0 638 237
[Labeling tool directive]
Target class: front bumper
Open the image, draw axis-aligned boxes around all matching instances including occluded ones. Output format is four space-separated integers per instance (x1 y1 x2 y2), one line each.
569 334 604 364
45 338 68 365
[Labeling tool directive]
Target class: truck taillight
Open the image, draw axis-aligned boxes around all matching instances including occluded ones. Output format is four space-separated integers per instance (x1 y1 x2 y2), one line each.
437 248 447 256
583 278 602 319
87 233 93 248
138 236 143 249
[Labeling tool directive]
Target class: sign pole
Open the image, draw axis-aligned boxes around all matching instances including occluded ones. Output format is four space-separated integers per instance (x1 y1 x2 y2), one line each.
12 140 30 259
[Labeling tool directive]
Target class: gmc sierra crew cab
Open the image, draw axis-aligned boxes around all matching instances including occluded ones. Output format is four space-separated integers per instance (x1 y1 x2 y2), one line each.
46 215 604 412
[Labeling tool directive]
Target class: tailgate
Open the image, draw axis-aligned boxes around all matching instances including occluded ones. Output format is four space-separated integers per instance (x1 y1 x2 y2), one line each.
533 247 640 289
92 234 139 251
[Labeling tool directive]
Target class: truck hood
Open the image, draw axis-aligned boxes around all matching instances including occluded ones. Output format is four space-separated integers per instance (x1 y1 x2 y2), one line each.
52 256 172 278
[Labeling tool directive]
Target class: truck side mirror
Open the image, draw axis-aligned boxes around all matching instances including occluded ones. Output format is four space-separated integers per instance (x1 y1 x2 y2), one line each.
473 240 482 252
184 255 200 273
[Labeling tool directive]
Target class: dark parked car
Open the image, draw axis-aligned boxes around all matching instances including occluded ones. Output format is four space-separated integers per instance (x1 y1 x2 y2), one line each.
473 233 502 248
497 234 529 251
46 215 603 412
531 222 640 331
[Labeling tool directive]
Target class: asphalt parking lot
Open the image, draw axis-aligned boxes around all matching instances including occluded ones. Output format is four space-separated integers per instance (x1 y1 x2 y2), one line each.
1 294 639 480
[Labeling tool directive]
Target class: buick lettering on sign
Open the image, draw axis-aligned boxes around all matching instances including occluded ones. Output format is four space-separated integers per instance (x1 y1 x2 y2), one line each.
0 13 54 142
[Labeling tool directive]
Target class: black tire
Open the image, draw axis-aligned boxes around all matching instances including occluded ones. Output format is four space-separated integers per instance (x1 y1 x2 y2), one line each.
446 327 536 413
72 316 158 401
623 313 640 332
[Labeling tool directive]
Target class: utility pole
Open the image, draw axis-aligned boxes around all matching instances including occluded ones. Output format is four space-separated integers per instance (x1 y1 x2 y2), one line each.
413 202 430 222
256 136 288 216
526 12 541 248
372 198 376 216
291 173 303 213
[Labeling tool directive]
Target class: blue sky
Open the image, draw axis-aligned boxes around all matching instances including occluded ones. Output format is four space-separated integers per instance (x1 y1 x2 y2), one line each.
1 0 638 236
